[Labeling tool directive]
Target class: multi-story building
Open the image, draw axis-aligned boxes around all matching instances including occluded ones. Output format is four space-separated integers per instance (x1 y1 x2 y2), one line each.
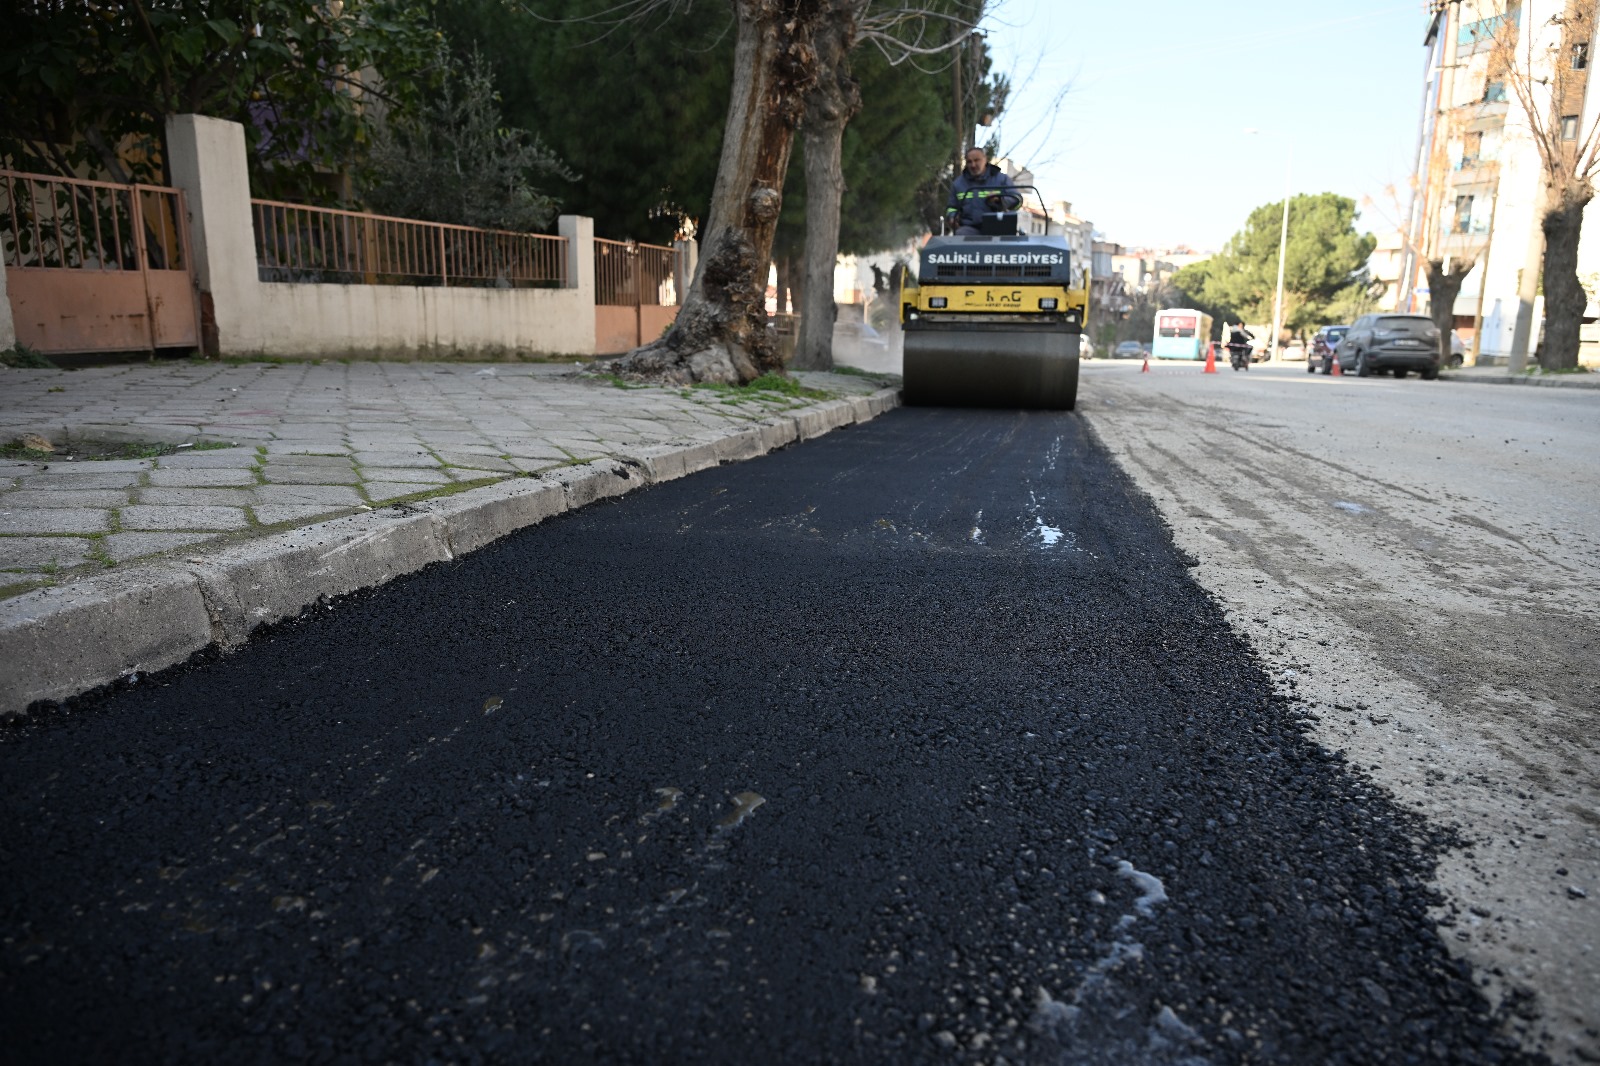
1408 0 1600 365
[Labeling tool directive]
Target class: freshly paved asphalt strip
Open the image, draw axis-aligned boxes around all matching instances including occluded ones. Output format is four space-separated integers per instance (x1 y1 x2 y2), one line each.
1 407 1536 1064
0 363 894 712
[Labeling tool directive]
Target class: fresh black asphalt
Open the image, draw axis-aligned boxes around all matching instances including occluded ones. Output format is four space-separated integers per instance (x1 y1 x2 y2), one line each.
2 407 1536 1064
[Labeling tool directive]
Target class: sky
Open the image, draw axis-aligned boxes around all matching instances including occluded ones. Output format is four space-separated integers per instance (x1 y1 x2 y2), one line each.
978 0 1435 251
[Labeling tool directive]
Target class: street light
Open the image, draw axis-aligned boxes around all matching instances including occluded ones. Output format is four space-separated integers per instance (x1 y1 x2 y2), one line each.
1245 129 1292 362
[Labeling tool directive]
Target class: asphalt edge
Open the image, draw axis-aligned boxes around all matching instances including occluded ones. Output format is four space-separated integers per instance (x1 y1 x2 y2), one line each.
0 387 901 716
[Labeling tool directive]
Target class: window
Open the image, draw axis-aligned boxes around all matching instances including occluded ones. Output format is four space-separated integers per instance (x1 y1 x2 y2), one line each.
1483 80 1508 103
1574 42 1589 70
1562 115 1580 140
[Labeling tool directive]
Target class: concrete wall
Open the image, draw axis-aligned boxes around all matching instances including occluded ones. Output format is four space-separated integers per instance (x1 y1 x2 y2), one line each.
165 114 599 360
0 246 14 350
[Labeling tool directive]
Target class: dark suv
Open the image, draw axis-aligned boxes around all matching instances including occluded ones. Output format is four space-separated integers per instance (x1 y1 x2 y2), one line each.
1334 313 1443 379
1308 325 1348 374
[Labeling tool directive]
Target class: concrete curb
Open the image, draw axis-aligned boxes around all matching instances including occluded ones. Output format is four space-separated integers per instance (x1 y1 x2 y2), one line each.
1440 371 1600 389
0 387 901 715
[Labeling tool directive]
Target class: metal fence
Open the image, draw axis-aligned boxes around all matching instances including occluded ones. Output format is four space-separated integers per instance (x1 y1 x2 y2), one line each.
252 200 567 288
594 238 680 307
2 169 189 273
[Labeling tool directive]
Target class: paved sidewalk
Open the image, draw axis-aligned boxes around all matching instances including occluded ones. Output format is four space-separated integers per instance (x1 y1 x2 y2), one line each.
1440 364 1600 388
1 360 900 712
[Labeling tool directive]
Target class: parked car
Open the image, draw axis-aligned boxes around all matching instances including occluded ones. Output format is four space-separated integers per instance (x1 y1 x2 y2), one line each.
1334 313 1443 379
1308 325 1349 374
1449 330 1465 368
1280 342 1307 362
1114 341 1147 359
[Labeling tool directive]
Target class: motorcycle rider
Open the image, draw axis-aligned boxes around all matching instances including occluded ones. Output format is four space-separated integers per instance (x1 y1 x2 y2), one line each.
1226 322 1254 370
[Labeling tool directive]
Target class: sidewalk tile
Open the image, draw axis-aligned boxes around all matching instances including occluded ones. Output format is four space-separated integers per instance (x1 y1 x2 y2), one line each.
0 536 93 568
155 450 260 468
2 489 131 508
357 467 450 484
0 509 111 534
120 505 250 531
251 485 364 506
351 451 437 468
252 503 352 525
435 452 517 472
137 488 255 507
102 532 220 563
262 466 361 485
363 481 449 502
148 468 259 487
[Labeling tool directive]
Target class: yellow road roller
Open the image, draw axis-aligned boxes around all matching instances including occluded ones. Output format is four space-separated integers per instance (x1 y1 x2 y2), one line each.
900 187 1088 410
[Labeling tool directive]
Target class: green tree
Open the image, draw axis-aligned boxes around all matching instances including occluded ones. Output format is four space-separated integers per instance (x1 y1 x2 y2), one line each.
1176 193 1376 345
362 55 575 231
1 0 444 197
431 0 735 243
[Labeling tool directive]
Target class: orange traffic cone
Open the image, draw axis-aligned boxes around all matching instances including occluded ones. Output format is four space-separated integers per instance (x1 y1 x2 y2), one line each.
1203 343 1217 373
1141 356 1150 373
1331 354 1342 376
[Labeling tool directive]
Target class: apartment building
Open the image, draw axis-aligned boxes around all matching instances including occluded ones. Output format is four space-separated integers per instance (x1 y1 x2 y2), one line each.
1410 0 1600 364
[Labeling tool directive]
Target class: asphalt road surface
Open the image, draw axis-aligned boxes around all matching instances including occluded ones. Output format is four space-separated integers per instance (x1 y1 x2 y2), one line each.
1080 361 1599 1065
2 406 1539 1064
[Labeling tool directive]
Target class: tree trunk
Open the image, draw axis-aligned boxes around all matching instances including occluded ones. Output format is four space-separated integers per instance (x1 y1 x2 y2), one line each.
1426 257 1475 366
605 0 826 386
1538 182 1592 371
791 4 863 371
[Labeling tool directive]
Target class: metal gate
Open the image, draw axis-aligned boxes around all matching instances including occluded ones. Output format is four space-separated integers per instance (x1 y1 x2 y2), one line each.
2 170 201 354
594 238 682 354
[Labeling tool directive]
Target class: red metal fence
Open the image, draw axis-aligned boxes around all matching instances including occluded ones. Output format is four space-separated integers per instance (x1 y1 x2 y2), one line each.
252 200 567 288
1 169 199 353
594 238 682 354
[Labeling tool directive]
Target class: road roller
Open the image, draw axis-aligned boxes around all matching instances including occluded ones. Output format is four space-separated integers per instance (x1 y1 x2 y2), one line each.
900 187 1088 410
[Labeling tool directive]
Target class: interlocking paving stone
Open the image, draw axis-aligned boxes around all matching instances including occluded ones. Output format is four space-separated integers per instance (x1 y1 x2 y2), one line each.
147 468 259 488
119 505 250 532
362 481 454 502
154 450 259 468
250 484 365 507
251 503 356 526
0 536 93 568
350 451 437 468
0 509 111 534
1 490 131 509
434 453 517 472
22 472 145 490
101 532 221 563
261 466 361 485
136 487 256 507
356 467 450 484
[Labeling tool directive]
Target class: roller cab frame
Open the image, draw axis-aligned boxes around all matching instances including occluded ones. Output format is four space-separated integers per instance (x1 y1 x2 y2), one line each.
900 187 1088 411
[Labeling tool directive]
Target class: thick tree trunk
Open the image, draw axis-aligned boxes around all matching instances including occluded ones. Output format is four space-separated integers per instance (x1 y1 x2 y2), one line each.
1426 257 1475 366
605 0 826 385
791 5 862 371
1538 182 1592 371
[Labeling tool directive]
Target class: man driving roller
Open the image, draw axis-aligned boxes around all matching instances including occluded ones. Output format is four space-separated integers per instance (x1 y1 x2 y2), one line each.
945 148 1021 235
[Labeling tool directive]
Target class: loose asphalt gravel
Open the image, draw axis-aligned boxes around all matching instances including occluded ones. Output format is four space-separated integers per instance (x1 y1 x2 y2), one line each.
0 407 1542 1065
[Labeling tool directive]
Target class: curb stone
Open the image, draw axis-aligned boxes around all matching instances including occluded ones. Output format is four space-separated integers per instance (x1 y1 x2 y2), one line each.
1440 370 1600 389
0 386 901 715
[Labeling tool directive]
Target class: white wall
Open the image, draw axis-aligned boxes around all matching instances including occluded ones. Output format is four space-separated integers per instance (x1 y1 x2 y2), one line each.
249 282 590 358
166 114 597 360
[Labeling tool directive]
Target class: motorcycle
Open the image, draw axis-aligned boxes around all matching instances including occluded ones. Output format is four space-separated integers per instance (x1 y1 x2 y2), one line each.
1226 343 1251 371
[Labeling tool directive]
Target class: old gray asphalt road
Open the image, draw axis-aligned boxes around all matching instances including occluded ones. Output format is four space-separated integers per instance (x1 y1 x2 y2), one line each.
3 405 1538 1064
1082 361 1599 1065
